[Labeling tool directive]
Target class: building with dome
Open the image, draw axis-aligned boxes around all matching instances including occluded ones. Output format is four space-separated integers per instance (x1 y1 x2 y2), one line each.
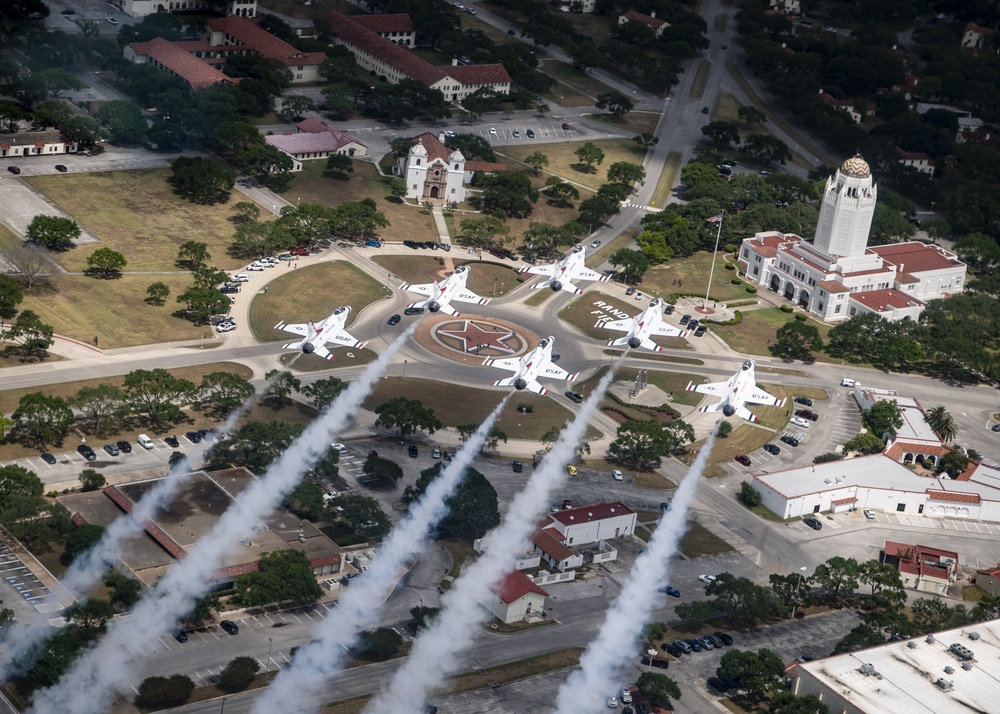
394 133 504 205
738 155 966 322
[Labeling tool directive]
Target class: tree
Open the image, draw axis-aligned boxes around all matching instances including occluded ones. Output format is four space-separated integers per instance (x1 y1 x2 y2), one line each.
937 450 970 478
331 200 389 242
355 627 403 661
767 692 825 714
12 392 73 446
596 90 635 119
326 153 354 177
524 151 549 175
85 247 126 279
771 321 823 361
574 142 605 173
857 560 906 609
64 598 115 639
232 220 294 259
607 161 646 187
701 121 741 148
0 275 24 319
232 201 261 224
374 397 442 437
279 94 314 121
145 281 170 306
863 401 904 440
300 377 345 410
26 215 80 251
233 550 323 608
7 310 54 359
104 569 142 610
717 648 785 698
284 481 325 522
739 480 761 507
633 132 659 150
444 133 497 162
544 180 580 208
62 524 105 565
238 143 295 191
333 493 391 539
737 105 767 126
176 286 230 325
924 405 958 443
177 240 210 270
769 573 811 616
609 248 650 284
480 171 539 218
608 419 695 469
219 656 260 692
674 599 715 626
121 368 196 428
971 595 1000 623
636 672 681 704
79 469 106 492
409 605 440 633
811 556 860 601
206 420 303 473
404 463 500 538
387 177 407 201
263 369 301 405
170 156 237 204
717 420 733 438
199 371 255 416
843 432 885 455
578 194 621 232
137 674 195 708
0 608 14 628
362 457 404 488
706 573 779 625
98 100 147 144
459 215 509 249
26 630 86 688
740 134 792 166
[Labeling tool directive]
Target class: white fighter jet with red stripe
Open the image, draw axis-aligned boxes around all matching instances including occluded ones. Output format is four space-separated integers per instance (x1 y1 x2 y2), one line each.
596 298 688 351
399 265 490 316
519 245 610 295
274 306 367 361
685 359 784 422
482 336 577 396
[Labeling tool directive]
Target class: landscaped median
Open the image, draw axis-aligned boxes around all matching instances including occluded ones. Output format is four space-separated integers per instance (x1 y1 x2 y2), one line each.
558 291 692 352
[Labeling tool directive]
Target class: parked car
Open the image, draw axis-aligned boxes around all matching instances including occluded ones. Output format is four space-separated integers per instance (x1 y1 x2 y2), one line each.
230 273 250 282
624 287 636 296
687 320 700 330
780 434 800 447
612 469 623 481
565 390 583 403
488 127 497 136
794 396 813 406
40 452 57 464
607 696 618 709
659 585 681 598
840 378 857 387
714 631 734 646
863 509 876 520
174 629 188 643
992 424 1000 432
698 574 717 585
685 638 703 652
197 428 212 441
408 445 418 457
512 460 523 473
116 440 132 453
705 634 725 648
165 435 180 448
512 129 520 138
183 431 200 444
763 443 781 455
679 314 691 325
219 620 239 635
662 642 684 657
77 444 97 461
707 677 731 693
638 656 669 669
674 640 693 654
734 454 752 466
697 636 715 650
106 16 119 24
694 325 707 337
7 166 20 174
790 417 811 428
55 164 68 172
803 517 823 530
290 247 310 256
561 123 571 130
562 499 573 509
663 303 675 315
387 314 401 325
795 409 819 421
432 447 441 459
567 465 578 476
702 106 709 113
634 291 645 301
621 687 632 704
591 239 602 248
103 443 120 456
526 128 535 138
216 321 236 333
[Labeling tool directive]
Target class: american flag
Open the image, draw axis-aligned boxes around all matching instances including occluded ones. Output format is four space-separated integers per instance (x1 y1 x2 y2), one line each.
707 214 724 223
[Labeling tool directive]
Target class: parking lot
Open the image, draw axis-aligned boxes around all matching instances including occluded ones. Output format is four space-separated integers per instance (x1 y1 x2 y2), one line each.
0 541 62 614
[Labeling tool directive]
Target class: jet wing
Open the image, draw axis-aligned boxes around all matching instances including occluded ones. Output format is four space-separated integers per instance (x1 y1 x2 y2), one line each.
541 364 576 382
652 323 687 338
521 264 556 277
454 290 491 306
327 331 368 349
482 357 522 373
747 388 784 407
274 321 308 336
400 281 434 298
639 338 663 352
596 318 633 332
576 268 609 282
686 379 729 397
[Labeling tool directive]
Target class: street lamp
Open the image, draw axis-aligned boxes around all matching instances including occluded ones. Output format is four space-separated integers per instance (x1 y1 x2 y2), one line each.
220 697 227 714
645 648 657 672
267 637 273 674
791 566 808 618
403 359 407 378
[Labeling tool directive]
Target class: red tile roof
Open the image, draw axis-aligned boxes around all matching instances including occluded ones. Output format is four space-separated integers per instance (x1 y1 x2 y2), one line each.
870 242 964 274
549 501 635 526
622 9 666 29
965 22 994 35
820 92 855 109
352 13 415 34
414 132 455 162
465 159 505 173
884 441 951 461
817 279 850 293
895 272 918 284
130 38 236 91
532 526 574 563
831 496 857 505
850 288 924 312
896 147 931 161
490 570 548 604
327 10 448 85
207 15 326 68
448 64 512 86
265 119 366 155
928 490 981 504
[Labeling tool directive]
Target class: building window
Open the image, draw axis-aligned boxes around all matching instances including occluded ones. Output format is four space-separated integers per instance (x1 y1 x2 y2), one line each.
896 503 906 512
818 303 824 311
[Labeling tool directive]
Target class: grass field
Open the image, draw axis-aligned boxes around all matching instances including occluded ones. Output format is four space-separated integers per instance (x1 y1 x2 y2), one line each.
650 151 682 207
558 291 692 353
248 262 388 342
524 290 554 306
19 274 218 348
26 170 255 273
713 308 833 357
288 161 438 245
619 368 703 407
690 60 711 100
714 14 728 32
362 378 601 440
539 61 607 106
372 256 525 297
641 251 755 304
590 112 661 135
0 222 18 249
500 139 647 192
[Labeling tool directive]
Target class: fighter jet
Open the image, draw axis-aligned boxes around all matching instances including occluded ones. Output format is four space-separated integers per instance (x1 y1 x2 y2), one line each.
274 306 367 361
596 298 688 351
482 336 577 396
399 265 490 316
685 359 784 422
519 245 610 295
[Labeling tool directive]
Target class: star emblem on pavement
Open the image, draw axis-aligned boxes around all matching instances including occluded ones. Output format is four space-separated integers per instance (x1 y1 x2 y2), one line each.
437 321 517 354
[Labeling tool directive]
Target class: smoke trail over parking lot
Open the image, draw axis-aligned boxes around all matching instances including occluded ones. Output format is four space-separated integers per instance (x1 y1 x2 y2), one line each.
253 396 511 714
551 428 720 714
364 369 617 714
26 325 418 714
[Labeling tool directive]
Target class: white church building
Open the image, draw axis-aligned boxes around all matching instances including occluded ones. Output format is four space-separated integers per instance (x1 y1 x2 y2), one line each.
738 155 966 322
394 133 503 205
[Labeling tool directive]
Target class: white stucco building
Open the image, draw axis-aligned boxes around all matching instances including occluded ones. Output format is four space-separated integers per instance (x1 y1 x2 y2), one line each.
485 570 548 624
122 0 256 18
394 133 503 205
739 155 966 322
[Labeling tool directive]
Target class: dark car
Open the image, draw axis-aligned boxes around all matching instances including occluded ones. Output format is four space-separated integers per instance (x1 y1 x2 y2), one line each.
507 28 516 35
705 634 725 648
659 585 681 598
55 164 68 172
687 320 700 330
561 123 571 130
174 629 188 643
165 435 180 448
625 287 636 296
61 8 76 13
659 501 671 512
640 656 669 669
116 440 132 453
197 428 212 441
185 431 202 444
77 444 97 461
702 106 709 113
679 314 691 325
694 325 707 337
387 313 402 325
714 631 734 646
403 240 418 249
795 409 819 421
662 642 684 657
794 396 813 406
780 434 799 447
673 640 692 654
512 460 523 473
685 638 703 652
803 517 823 530
565 390 584 404
40 452 57 464
526 129 535 138
7 166 20 174
219 620 239 635
408 445 418 457
103 443 120 456
443 451 453 462
562 499 573 509
735 454 752 466
403 306 425 316
707 677 731 693
663 303 675 315
993 424 1000 432
219 285 239 294
763 443 781 455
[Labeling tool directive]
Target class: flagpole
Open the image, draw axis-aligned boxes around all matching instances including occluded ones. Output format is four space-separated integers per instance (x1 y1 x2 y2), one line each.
704 212 725 311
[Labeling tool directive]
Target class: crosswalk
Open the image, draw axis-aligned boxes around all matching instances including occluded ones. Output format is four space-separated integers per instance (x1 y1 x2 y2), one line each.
620 199 662 212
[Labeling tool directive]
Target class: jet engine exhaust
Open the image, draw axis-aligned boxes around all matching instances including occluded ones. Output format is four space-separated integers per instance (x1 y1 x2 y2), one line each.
628 337 641 349
550 281 562 292
428 301 440 313
302 342 315 354
722 404 736 416
513 378 527 390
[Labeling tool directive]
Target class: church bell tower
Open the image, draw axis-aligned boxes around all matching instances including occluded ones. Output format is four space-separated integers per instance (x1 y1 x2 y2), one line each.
813 155 877 258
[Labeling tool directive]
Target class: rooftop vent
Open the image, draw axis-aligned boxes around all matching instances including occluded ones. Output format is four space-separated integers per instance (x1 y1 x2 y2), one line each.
859 663 875 675
824 479 833 484
936 678 953 691
944 666 955 674
926 635 936 644
949 643 974 661
907 641 918 649
968 632 981 640
962 663 973 671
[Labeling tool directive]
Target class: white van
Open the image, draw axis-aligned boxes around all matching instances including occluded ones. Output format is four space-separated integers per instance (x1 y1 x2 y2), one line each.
840 378 857 387
137 434 154 450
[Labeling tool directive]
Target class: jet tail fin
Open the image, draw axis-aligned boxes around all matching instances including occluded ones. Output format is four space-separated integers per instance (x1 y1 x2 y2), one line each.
606 336 629 348
735 406 758 422
561 281 582 295
640 338 663 352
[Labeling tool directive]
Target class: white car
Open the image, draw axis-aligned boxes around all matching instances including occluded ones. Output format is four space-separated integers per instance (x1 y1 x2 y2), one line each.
330 442 347 453
215 322 236 333
634 291 645 301
489 127 497 136
698 574 717 585
607 697 618 709
620 687 632 704
840 378 857 387
253 261 275 269
106 16 118 24
612 470 623 481
864 509 876 520
445 130 456 137
790 417 811 429
591 239 601 248
323 490 340 503
246 264 265 271
230 273 250 282
260 256 280 264
454 2 464 8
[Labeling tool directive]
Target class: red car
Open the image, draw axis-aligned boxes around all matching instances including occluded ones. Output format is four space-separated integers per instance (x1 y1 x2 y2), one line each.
290 247 310 256
795 409 819 421
735 454 752 466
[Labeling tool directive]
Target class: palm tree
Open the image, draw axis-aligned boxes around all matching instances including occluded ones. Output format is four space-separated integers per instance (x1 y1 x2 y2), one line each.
925 405 958 443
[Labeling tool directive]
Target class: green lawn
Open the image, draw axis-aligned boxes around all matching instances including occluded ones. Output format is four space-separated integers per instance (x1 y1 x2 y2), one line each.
650 151 682 208
589 112 661 136
371 256 526 297
620 368 703 407
500 139 647 192
248 262 388 342
713 308 833 358
641 251 755 305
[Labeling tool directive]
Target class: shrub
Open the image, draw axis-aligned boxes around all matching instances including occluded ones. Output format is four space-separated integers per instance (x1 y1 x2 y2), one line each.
730 277 741 284
780 304 794 313
794 313 808 321
724 244 737 252
219 656 260 691
137 674 195 708
813 453 844 464
724 263 735 270
746 286 757 294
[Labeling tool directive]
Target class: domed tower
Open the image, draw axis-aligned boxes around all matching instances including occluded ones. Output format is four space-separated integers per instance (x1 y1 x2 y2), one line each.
813 155 877 259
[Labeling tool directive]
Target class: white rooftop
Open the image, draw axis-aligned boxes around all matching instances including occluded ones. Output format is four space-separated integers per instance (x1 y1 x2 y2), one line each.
795 618 1000 713
853 388 939 443
755 455 1000 502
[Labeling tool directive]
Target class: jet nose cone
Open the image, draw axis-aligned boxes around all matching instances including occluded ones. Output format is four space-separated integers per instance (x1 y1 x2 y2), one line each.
628 337 641 349
722 405 736 417
514 378 527 390
302 343 315 354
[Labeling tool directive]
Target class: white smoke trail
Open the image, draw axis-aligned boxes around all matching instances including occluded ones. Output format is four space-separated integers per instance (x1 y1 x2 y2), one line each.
26 325 418 714
0 385 258 680
551 427 720 713
364 368 617 714
253 396 511 714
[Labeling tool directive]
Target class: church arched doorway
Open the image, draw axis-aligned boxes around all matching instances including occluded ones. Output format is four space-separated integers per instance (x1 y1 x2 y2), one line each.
798 289 810 308
429 186 439 199
783 282 795 301
769 275 780 292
